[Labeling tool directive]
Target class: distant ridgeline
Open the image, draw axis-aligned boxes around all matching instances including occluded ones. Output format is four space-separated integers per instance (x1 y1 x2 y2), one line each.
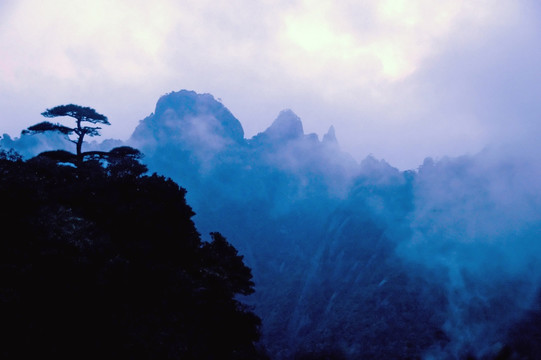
3 90 541 359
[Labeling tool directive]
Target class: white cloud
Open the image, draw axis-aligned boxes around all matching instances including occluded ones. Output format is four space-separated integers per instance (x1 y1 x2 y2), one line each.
276 0 518 84
0 0 175 89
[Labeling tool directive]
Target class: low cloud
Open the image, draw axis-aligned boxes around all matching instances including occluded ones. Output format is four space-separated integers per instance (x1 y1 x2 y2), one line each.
397 150 541 357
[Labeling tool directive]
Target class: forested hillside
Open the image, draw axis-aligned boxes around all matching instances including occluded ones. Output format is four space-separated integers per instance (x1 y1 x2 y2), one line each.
0 147 266 359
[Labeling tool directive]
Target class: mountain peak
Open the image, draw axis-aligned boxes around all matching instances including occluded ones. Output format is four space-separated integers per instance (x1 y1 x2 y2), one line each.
130 90 245 145
322 125 337 144
263 109 304 141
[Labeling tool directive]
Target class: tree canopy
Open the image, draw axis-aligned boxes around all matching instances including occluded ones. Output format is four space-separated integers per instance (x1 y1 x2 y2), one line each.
41 104 109 124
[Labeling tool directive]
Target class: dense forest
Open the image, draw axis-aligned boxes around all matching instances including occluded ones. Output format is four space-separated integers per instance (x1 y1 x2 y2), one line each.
2 93 541 359
0 145 266 359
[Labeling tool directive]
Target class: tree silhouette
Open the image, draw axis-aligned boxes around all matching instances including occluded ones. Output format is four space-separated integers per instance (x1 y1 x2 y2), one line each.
23 104 110 161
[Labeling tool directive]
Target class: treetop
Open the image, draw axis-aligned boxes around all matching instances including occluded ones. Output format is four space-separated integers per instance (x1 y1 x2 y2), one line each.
41 104 110 125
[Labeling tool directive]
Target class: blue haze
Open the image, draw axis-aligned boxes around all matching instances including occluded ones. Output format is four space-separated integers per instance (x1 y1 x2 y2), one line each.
2 90 541 358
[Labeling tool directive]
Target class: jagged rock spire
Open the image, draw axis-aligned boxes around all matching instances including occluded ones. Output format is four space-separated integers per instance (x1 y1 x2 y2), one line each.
322 125 337 144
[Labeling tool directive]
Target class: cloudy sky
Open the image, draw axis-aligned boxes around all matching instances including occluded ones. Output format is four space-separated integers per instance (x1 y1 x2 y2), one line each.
1 0 540 169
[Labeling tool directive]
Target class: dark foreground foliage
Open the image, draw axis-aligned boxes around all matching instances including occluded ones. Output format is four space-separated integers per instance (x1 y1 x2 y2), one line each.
0 149 266 359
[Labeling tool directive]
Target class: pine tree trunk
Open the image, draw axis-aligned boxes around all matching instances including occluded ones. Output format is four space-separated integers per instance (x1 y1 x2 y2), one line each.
76 118 83 163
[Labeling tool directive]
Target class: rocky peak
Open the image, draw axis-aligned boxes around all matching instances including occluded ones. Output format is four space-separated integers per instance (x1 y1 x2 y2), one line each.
130 90 245 145
322 125 337 144
263 109 304 141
